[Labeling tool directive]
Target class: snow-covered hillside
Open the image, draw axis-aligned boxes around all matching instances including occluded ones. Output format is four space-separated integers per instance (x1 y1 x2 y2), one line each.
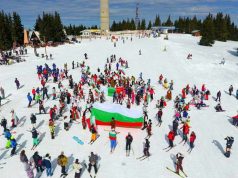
0 34 238 178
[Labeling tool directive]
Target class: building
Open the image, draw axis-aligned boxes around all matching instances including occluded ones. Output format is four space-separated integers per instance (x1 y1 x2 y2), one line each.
151 26 176 34
191 30 201 37
80 29 101 38
23 29 42 46
100 0 110 34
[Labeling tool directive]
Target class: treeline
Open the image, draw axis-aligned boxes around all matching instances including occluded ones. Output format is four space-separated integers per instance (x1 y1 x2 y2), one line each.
34 12 65 42
64 24 98 36
0 11 24 50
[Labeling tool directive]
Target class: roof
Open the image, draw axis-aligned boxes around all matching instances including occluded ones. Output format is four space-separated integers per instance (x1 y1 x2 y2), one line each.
191 30 200 33
81 29 101 33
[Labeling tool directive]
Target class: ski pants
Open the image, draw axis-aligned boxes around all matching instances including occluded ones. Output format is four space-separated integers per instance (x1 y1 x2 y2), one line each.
126 143 131 151
88 163 97 173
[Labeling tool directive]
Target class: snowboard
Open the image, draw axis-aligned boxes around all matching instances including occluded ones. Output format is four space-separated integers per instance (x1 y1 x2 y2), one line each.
72 136 84 145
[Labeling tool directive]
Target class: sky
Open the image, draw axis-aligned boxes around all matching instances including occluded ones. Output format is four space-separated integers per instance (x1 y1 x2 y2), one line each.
0 0 237 28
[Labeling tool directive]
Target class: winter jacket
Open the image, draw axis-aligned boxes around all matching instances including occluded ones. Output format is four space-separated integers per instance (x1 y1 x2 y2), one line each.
27 94 32 102
57 155 68 166
73 162 82 173
168 131 175 141
33 153 42 166
42 157 51 168
10 138 17 148
89 154 98 165
30 115 36 124
126 135 133 144
190 133 196 143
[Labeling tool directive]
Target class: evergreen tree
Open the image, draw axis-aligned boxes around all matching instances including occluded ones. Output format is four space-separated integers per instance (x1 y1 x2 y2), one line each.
154 14 161 26
200 14 215 46
164 15 173 26
140 19 146 30
12 12 24 45
147 20 152 30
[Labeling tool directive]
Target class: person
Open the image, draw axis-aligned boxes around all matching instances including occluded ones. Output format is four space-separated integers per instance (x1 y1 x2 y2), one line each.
31 127 39 149
57 152 68 177
236 89 238 99
39 100 46 114
10 109 18 128
156 109 163 127
175 153 186 176
167 130 175 148
42 153 53 176
10 136 17 156
180 123 190 145
15 78 20 89
0 86 5 99
216 90 221 102
125 133 133 156
73 159 82 178
27 93 32 107
228 85 233 96
1 116 7 131
139 49 141 55
224 136 234 158
72 61 75 69
110 117 116 129
188 131 196 152
20 150 34 178
0 94 2 106
215 103 223 112
89 124 97 144
30 114 37 128
146 119 152 138
88 152 98 175
52 87 56 100
32 151 44 173
172 119 179 136
42 87 49 100
143 139 150 157
109 129 118 153
49 120 55 139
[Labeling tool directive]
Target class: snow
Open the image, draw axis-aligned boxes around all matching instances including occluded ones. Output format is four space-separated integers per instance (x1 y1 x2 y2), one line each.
0 34 238 178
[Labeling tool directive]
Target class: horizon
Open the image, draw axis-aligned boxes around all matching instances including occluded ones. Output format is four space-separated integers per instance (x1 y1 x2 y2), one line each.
0 0 238 28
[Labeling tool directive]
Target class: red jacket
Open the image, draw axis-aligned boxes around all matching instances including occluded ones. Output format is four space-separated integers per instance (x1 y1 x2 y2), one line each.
168 131 175 141
182 124 190 135
190 133 196 143
232 115 238 119
32 89 36 95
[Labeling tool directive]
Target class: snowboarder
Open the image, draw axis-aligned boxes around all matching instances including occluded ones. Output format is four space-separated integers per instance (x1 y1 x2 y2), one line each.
126 132 133 156
228 85 233 96
15 78 20 89
57 152 68 177
215 103 223 112
224 136 234 158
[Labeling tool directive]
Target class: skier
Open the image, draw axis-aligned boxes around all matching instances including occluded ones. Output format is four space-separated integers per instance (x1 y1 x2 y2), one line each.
88 152 99 176
172 119 179 136
215 90 221 102
49 120 55 139
143 138 150 157
139 49 142 55
32 151 44 173
42 153 53 176
42 87 49 100
89 124 98 144
125 132 133 156
167 130 175 150
109 128 119 153
1 116 7 131
156 109 163 126
72 61 75 69
180 123 190 145
30 114 37 128
31 127 40 150
15 78 20 89
10 109 18 128
146 119 152 138
27 93 32 107
20 150 34 178
57 152 68 177
73 159 82 178
175 153 187 176
224 136 234 158
188 131 196 153
228 85 233 96
236 89 238 99
39 100 46 114
52 87 56 100
84 53 88 59
10 136 17 156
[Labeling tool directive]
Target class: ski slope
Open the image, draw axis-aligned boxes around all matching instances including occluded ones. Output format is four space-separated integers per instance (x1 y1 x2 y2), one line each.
0 34 238 178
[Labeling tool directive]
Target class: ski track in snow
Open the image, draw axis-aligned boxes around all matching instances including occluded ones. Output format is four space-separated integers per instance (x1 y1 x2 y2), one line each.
0 34 238 178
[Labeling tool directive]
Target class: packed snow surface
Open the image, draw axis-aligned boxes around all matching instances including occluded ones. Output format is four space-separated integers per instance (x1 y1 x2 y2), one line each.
0 34 238 178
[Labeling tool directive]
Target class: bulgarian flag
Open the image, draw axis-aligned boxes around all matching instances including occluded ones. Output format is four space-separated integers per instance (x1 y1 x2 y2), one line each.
91 102 143 128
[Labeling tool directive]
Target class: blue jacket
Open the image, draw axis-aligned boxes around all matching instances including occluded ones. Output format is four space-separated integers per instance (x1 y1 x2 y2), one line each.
10 139 17 148
4 131 11 139
42 158 51 168
27 94 32 101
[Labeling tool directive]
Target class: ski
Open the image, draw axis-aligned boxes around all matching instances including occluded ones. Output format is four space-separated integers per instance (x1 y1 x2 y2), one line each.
31 139 42 150
89 135 100 145
140 156 150 161
166 167 186 178
0 162 6 165
165 145 177 152
136 155 146 159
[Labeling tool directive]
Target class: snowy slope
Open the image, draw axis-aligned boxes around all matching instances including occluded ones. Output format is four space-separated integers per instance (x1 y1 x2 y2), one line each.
0 34 238 178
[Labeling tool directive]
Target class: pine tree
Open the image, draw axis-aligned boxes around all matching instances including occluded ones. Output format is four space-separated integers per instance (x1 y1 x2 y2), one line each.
147 20 152 30
200 14 215 46
154 15 161 26
12 12 24 45
140 19 146 30
164 15 173 26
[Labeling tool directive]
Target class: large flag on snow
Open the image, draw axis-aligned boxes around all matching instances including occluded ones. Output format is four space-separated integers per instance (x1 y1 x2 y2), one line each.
91 102 143 128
